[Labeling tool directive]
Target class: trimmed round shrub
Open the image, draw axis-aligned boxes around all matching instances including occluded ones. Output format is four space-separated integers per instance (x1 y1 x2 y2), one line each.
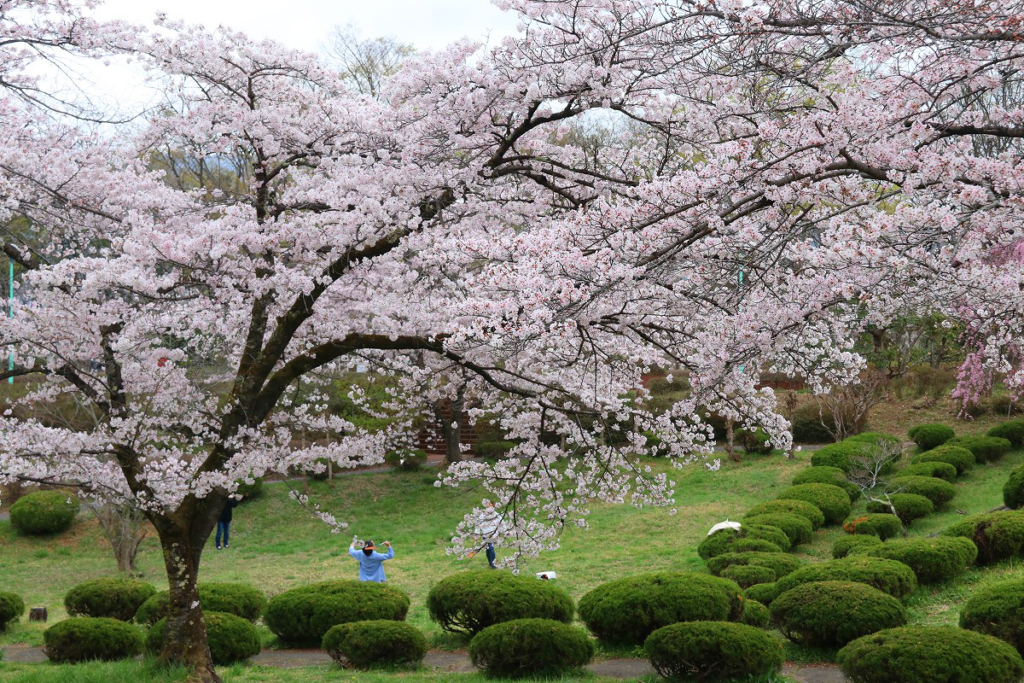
843 513 903 540
697 524 791 559
771 581 907 646
774 555 918 600
791 404 836 444
897 461 958 482
475 441 516 459
866 493 933 524
44 617 143 663
577 572 743 645
961 579 1024 653
862 537 977 584
0 591 25 631
913 445 975 474
946 435 1012 463
9 490 79 535
793 465 861 501
64 578 156 622
323 620 427 669
811 441 872 472
908 423 954 451
265 580 410 644
426 570 573 636
941 511 1024 564
738 427 774 455
745 499 825 529
384 448 428 471
744 582 780 606
721 564 777 588
469 618 594 678
989 420 1024 448
644 621 783 681
777 483 851 525
135 583 267 625
837 626 1024 683
742 600 770 628
886 475 957 507
148 612 260 664
706 552 803 579
833 535 883 559
743 512 814 546
847 432 902 451
1004 464 1024 510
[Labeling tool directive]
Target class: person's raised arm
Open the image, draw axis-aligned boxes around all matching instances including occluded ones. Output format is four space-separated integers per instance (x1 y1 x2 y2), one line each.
348 543 361 559
381 541 394 560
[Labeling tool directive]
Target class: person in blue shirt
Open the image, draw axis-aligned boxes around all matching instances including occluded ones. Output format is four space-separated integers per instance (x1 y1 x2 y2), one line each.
348 540 394 582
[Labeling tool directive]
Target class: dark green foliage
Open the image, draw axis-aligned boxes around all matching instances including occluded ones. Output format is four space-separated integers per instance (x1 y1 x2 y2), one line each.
771 581 907 647
745 499 825 529
988 420 1024 447
945 436 1012 463
64 579 156 622
777 483 851 525
0 591 25 631
743 512 814 546
135 583 267 625
913 445 975 474
774 556 918 600
644 621 783 681
791 404 836 444
793 466 861 501
577 572 743 645
469 618 594 678
426 570 573 636
961 579 1024 653
744 582 780 606
908 423 955 451
861 537 977 584
234 478 263 500
697 524 791 560
322 620 427 669
9 490 79 535
837 626 1024 683
811 442 872 472
384 448 428 471
721 565 777 588
847 432 902 451
148 612 260 664
265 580 410 644
886 475 957 507
833 535 883 559
43 617 143 663
737 427 774 455
897 461 958 481
741 600 770 628
843 514 903 540
941 511 1024 564
1004 464 1024 510
706 552 803 579
475 441 517 459
866 494 934 524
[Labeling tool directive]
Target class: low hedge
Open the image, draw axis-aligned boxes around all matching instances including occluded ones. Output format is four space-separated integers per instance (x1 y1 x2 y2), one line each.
792 466 860 501
833 535 883 559
744 499 825 529
945 436 1012 463
777 483 851 525
988 420 1024 448
744 582 780 606
866 493 934 524
265 580 410 644
742 513 814 546
9 490 79 535
843 513 903 540
770 581 907 647
908 423 954 451
384 448 428 472
323 620 427 669
469 618 594 678
862 537 977 584
148 612 260 664
1004 464 1024 510
697 524 791 559
961 579 1024 653
811 441 872 473
720 565 777 588
886 475 957 507
577 572 742 645
644 621 783 681
897 461 958 482
837 626 1024 683
741 600 770 628
64 578 156 622
847 432 902 451
135 583 267 625
941 511 1024 564
44 617 143 663
0 591 25 631
475 441 517 459
773 556 917 600
426 570 573 636
705 552 803 579
913 445 975 474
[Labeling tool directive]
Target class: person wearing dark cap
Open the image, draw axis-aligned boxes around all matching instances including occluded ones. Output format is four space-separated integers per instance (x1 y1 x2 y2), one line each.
216 495 241 549
348 539 394 582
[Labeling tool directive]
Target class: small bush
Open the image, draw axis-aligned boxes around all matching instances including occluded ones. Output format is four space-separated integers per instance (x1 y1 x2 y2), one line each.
0 591 25 631
847 432 902 451
1005 464 1024 510
64 579 156 622
475 441 516 459
961 579 1024 653
644 621 783 681
426 570 573 636
866 494 934 524
913 445 975 474
908 423 955 451
771 581 907 646
743 513 814 546
323 620 427 669
811 441 872 472
148 612 260 665
234 478 263 500
265 580 410 644
843 513 903 540
469 619 594 678
989 420 1024 448
897 461 958 481
697 524 791 559
737 427 774 455
577 572 743 645
135 583 267 625
793 466 861 501
742 600 770 628
886 475 957 507
837 626 1024 683
44 617 143 663
862 537 977 584
946 436 1012 463
791 404 836 444
941 511 1024 564
706 552 803 579
9 490 79 535
384 448 428 472
774 555 918 600
744 499 825 529
833 535 883 559
744 582 780 606
721 565 777 588
777 483 852 525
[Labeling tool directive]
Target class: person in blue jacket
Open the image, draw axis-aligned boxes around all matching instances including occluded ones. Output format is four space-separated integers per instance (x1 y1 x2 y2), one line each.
349 540 394 582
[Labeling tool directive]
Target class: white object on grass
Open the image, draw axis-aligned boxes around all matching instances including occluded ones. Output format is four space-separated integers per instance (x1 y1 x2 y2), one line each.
706 520 742 536
536 571 557 580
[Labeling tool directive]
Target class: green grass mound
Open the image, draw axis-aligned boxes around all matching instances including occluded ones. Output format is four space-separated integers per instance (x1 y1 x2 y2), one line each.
742 512 814 546
988 420 1024 448
913 445 975 474
837 626 1024 683
941 511 1024 564
886 475 957 507
148 612 260 665
0 591 25 631
908 423 954 451
960 579 1024 654
833 535 883 559
697 524 791 559
9 490 79 535
469 618 594 678
720 564 777 588
777 483 851 525
323 620 427 669
866 493 933 524
1004 464 1024 510
793 466 861 501
741 600 770 628
745 499 826 529
897 461 958 481
861 537 977 584
135 583 267 625
426 570 574 636
644 621 783 681
265 580 410 645
578 572 742 645
705 552 803 579
811 442 872 473
744 582 780 606
945 436 1012 463
770 581 907 647
843 513 903 540
64 578 156 622
774 556 917 600
44 617 143 663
